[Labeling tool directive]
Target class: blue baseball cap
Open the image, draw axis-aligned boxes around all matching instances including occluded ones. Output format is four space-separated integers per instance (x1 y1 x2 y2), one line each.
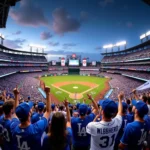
116 102 128 111
101 99 117 115
87 107 92 114
16 102 33 120
28 101 34 108
51 104 55 110
76 103 80 109
79 104 88 116
38 102 44 111
98 100 104 106
134 101 148 116
132 99 137 106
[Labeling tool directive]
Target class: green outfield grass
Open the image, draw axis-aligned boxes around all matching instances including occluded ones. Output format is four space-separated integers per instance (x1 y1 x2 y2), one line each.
60 84 90 93
40 75 108 103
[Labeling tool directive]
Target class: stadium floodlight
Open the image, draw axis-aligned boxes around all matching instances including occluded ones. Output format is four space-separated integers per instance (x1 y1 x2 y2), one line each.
146 31 150 36
29 44 46 49
116 41 126 46
0 33 4 39
140 34 146 40
103 44 114 49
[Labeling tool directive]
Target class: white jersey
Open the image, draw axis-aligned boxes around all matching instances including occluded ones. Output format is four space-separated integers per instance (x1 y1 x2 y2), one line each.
86 115 122 150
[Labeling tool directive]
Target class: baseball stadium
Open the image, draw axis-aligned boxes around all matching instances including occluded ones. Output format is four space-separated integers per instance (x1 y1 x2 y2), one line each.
0 0 150 150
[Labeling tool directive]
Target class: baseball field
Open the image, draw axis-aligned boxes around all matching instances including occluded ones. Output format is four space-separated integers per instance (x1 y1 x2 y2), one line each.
40 75 110 104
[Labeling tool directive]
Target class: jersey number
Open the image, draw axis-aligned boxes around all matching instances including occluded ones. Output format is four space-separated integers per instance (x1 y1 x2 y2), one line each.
99 134 115 148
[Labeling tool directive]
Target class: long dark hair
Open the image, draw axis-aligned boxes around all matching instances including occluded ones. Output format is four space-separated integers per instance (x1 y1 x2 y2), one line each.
48 112 67 150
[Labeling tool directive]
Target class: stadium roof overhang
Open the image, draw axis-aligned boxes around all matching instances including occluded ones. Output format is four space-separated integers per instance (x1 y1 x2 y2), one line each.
0 44 47 55
101 40 150 55
0 0 20 28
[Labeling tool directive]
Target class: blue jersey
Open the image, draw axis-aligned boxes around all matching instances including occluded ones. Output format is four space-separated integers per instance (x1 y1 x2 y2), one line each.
42 127 72 150
144 115 150 130
11 117 48 150
71 113 95 147
120 121 149 150
0 116 13 150
115 114 134 145
31 113 43 124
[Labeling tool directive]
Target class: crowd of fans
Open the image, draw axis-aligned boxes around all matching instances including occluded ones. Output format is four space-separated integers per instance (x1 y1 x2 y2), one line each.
101 48 150 63
0 86 149 150
0 51 47 62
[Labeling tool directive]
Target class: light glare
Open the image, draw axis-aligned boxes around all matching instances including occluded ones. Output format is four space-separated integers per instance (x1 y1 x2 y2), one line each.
140 34 146 39
146 31 150 36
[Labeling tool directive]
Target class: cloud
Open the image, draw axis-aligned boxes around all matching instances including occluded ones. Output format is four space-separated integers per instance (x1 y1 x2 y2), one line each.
99 0 114 7
52 8 81 34
9 0 48 27
40 32 53 40
12 31 22 35
126 22 133 28
48 42 60 47
4 38 26 49
80 11 89 22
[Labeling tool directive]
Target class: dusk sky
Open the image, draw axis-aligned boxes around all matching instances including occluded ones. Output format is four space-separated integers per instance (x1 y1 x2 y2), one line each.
1 0 150 61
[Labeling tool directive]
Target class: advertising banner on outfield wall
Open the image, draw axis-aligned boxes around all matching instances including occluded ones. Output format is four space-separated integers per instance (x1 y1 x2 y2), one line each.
83 59 87 67
61 58 65 66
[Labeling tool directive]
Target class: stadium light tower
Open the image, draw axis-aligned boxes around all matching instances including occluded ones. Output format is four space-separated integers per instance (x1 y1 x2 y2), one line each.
0 33 4 45
103 44 114 53
29 44 46 54
146 31 150 40
116 41 127 51
140 34 146 43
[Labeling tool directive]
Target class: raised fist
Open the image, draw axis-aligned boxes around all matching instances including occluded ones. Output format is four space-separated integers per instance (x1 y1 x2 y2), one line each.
13 88 19 95
45 86 50 93
118 92 124 100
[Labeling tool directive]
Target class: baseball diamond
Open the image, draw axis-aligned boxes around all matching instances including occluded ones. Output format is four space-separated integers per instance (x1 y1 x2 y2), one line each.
40 75 110 103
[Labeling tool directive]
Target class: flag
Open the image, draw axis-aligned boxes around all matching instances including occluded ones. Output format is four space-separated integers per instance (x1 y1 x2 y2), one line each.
136 80 150 91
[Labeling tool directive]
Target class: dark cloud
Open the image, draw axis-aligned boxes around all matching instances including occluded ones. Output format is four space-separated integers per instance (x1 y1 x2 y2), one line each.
48 42 60 47
4 38 26 49
52 8 81 34
80 11 89 22
99 0 114 7
9 0 48 27
40 32 53 40
12 31 22 35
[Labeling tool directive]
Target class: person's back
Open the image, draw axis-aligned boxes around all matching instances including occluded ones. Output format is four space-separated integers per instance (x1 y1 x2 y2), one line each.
0 100 14 150
87 93 124 150
11 117 47 150
119 92 149 150
121 121 149 150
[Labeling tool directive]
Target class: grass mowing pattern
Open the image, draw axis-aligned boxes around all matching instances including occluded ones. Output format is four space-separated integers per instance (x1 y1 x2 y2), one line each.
41 75 108 103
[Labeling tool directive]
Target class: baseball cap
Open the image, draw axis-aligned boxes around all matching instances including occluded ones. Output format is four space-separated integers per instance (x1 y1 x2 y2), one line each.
134 101 148 117
76 103 80 109
98 100 104 106
79 104 88 116
116 102 128 111
87 107 92 114
51 104 55 110
16 102 33 120
38 102 44 111
101 99 118 116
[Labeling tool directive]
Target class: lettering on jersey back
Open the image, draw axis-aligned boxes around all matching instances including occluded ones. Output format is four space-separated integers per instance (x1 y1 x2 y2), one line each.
78 123 86 136
16 135 30 150
97 126 118 134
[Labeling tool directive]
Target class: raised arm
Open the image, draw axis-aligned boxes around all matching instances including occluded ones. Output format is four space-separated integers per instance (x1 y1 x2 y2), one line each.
132 89 139 100
63 99 71 127
87 94 98 115
117 92 124 116
43 86 51 120
13 88 20 118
